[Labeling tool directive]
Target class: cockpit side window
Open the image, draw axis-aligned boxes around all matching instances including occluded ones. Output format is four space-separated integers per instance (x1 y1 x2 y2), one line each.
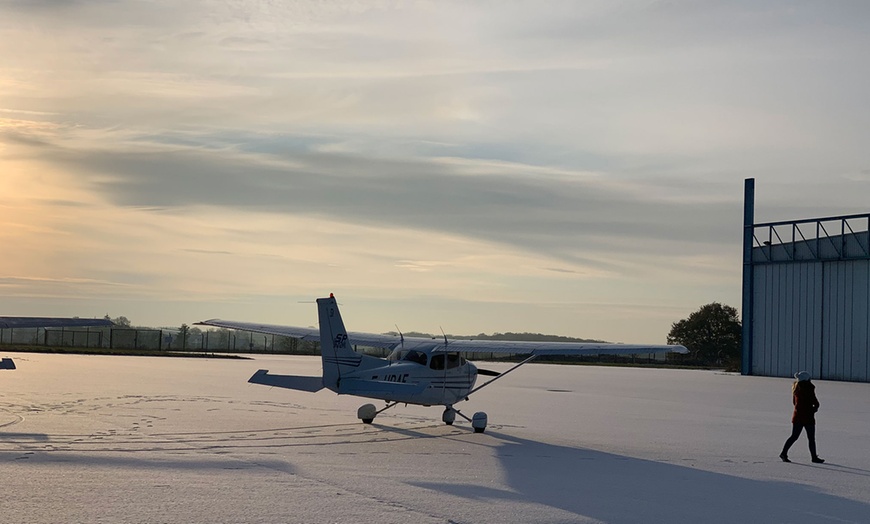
429 354 445 370
430 353 465 370
402 350 428 366
446 353 465 369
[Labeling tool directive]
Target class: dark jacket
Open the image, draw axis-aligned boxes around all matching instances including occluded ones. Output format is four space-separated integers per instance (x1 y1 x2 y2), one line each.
792 380 819 425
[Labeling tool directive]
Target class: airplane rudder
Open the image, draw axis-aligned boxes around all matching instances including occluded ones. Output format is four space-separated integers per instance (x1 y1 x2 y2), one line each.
316 295 348 341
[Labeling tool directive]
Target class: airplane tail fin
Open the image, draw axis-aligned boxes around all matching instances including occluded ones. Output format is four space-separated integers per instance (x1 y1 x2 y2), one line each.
317 294 362 392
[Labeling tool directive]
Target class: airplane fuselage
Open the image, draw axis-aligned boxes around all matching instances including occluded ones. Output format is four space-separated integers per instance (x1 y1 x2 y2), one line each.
331 349 479 406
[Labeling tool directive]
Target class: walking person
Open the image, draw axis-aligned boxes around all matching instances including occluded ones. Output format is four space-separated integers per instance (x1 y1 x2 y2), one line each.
780 371 824 463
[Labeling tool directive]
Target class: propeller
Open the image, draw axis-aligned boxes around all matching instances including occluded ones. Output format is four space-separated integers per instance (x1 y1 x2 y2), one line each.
477 368 501 377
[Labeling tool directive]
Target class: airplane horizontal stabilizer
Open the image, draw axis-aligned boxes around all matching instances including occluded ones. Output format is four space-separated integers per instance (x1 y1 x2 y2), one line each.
248 369 324 392
1 357 15 370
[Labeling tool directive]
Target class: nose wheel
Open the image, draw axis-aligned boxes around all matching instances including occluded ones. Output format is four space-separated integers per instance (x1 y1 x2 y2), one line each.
443 406 488 433
442 407 456 425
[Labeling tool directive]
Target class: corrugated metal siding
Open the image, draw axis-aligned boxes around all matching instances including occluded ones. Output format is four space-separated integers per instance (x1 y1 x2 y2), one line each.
855 261 870 382
751 259 870 381
823 260 870 382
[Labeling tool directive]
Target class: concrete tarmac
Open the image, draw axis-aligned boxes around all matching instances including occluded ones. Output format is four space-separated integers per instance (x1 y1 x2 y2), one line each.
2 353 869 523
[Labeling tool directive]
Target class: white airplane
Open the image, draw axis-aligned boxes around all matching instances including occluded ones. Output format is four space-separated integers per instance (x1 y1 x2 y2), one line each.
0 316 114 369
199 294 687 433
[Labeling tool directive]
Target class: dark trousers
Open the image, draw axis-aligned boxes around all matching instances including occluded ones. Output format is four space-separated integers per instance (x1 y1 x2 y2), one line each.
782 422 818 457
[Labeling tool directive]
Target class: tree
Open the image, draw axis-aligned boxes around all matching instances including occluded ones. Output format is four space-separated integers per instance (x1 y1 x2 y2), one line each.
105 315 131 327
188 326 202 350
668 303 741 369
176 323 190 350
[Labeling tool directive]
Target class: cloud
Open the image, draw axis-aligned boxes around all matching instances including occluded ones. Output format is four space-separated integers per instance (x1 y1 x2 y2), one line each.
4 125 738 271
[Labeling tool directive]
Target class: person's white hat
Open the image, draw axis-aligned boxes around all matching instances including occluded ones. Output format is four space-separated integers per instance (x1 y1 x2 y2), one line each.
794 371 811 382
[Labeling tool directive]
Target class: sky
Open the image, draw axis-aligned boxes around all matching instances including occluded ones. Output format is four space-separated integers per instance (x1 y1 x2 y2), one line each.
1 0 869 343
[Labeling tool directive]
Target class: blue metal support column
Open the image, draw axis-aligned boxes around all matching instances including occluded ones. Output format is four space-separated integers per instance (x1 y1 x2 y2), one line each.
741 178 755 375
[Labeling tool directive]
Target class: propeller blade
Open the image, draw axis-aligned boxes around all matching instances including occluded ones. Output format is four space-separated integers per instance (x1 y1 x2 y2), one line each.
477 368 501 377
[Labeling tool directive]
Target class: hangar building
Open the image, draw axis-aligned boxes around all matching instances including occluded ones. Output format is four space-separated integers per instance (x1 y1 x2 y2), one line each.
742 178 870 382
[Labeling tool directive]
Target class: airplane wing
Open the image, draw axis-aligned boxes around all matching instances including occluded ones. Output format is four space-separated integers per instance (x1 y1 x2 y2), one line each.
197 319 686 356
196 319 405 350
439 338 688 399
430 339 688 356
0 317 114 329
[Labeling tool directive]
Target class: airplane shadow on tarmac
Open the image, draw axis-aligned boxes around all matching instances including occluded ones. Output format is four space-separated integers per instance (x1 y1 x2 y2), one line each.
403 429 870 524
4 420 869 524
0 432 48 441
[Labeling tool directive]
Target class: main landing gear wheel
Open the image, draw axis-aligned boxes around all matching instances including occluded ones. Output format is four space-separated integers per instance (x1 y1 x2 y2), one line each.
471 412 488 433
358 403 377 424
358 401 399 424
443 406 488 433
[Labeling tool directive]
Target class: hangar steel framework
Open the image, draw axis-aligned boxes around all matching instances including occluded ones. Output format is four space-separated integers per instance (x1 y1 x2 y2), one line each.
742 179 870 382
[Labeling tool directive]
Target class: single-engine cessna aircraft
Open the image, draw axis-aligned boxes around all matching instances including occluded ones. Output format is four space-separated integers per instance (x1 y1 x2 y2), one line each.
199 294 687 433
0 316 114 370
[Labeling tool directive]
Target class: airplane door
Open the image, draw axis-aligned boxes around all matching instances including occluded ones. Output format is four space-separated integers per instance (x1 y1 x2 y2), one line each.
429 353 448 404
429 353 472 405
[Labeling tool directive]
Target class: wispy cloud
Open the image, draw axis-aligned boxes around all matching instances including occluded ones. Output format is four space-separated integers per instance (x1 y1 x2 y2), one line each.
6 126 737 268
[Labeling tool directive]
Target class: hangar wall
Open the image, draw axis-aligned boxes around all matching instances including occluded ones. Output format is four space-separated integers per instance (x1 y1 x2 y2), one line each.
742 179 870 382
751 259 870 381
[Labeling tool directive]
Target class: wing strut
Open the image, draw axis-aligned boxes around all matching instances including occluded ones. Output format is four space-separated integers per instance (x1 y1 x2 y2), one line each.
465 354 538 398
